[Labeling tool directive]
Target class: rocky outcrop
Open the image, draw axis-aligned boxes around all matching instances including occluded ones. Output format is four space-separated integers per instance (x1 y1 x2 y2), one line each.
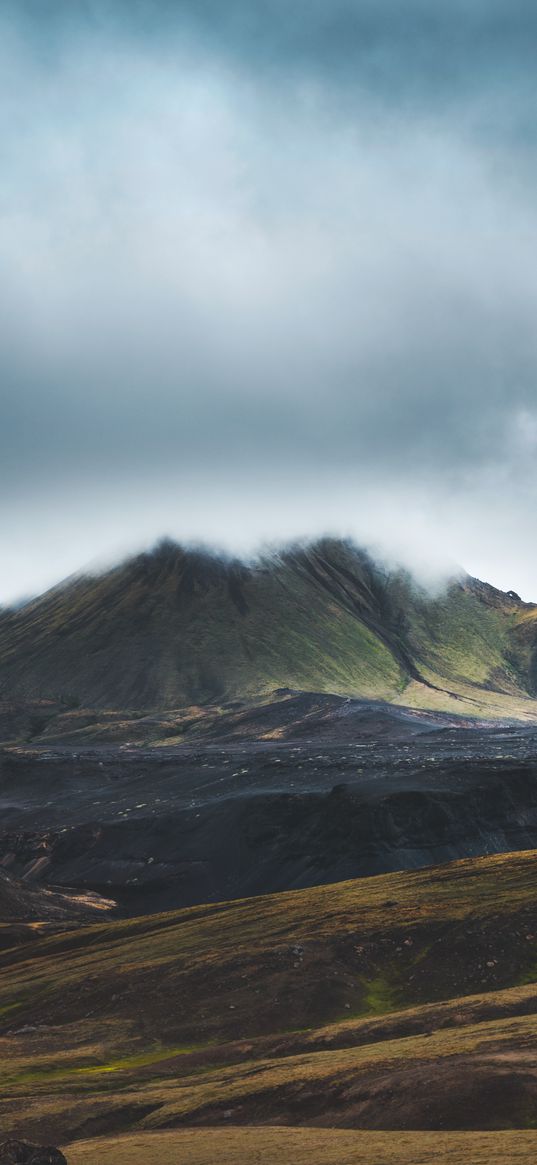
0 1143 67 1164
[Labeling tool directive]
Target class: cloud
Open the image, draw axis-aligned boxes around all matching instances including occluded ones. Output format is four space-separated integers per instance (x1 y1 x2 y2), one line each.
2 1 537 602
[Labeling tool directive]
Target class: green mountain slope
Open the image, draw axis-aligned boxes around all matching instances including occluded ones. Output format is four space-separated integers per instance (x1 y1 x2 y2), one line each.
1 538 536 717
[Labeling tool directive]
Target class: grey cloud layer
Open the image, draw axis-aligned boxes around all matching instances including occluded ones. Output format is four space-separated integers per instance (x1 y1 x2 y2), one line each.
14 1 537 101
2 1 537 600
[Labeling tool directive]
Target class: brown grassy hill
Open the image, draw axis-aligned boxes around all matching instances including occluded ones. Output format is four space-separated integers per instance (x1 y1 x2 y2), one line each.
64 1127 537 1165
1 538 537 720
1 850 537 1145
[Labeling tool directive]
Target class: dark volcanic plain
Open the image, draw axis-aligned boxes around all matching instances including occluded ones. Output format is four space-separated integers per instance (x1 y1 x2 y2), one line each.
3 704 537 914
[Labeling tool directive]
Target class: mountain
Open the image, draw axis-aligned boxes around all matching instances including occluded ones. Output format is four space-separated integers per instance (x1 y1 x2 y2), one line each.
1 538 537 724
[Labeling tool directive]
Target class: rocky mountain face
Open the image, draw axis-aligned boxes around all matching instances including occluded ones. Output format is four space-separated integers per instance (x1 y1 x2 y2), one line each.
1 538 537 721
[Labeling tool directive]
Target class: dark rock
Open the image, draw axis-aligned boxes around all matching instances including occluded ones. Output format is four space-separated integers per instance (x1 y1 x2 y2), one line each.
0 1143 67 1164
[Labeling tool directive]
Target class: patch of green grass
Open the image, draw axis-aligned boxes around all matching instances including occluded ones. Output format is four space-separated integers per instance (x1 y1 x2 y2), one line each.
76 1042 214 1075
515 954 537 987
0 1001 23 1016
1 1041 216 1090
362 975 400 1015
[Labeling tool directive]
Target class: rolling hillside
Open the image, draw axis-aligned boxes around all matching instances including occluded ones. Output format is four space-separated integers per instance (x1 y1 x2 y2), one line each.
63 1128 537 1165
1 850 537 1150
1 538 537 721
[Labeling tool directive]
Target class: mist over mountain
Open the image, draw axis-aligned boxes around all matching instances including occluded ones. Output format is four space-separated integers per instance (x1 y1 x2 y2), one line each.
2 537 537 724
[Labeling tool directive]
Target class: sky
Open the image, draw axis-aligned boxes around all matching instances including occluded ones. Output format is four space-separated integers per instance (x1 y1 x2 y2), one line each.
3 0 537 602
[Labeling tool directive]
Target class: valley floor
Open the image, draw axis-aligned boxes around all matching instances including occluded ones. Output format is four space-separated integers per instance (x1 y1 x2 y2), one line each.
4 721 537 913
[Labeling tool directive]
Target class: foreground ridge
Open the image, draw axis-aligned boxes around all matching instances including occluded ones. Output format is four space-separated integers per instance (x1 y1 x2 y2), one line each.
1 850 537 1147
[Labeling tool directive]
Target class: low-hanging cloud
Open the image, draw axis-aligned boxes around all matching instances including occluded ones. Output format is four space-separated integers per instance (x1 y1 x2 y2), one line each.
2 1 537 602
